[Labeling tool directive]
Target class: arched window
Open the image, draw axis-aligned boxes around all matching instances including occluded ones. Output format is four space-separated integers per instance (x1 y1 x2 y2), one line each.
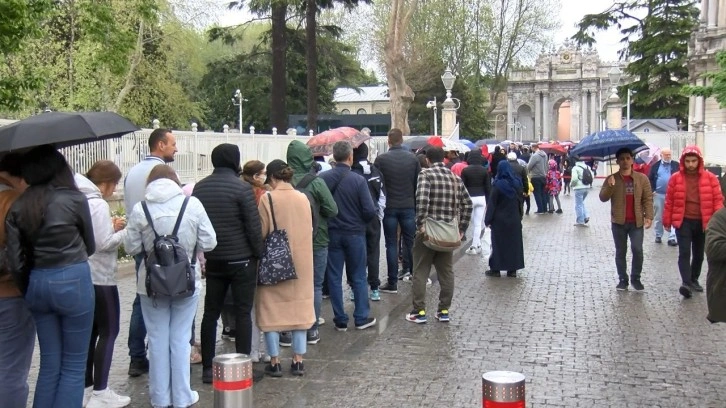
357 108 367 114
341 109 350 114
643 128 650 132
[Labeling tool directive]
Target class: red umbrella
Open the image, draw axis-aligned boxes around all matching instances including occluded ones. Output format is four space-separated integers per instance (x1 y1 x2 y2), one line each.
306 127 371 156
538 143 567 156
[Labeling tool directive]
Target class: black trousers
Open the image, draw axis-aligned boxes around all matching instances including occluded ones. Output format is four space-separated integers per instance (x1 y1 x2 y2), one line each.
201 259 257 368
675 218 705 285
365 217 382 290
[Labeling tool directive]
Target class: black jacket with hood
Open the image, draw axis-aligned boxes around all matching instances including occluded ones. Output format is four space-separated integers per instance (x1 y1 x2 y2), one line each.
192 143 263 262
351 143 383 209
373 145 420 209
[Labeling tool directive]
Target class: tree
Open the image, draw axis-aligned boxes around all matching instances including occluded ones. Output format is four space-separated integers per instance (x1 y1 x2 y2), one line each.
685 50 726 109
573 0 699 124
0 0 53 110
384 0 417 135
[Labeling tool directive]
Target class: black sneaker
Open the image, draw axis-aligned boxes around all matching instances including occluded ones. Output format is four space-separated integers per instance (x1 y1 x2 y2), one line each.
655 237 662 243
264 362 283 377
667 239 678 247
584 217 590 224
128 357 149 377
690 281 704 292
334 322 348 332
291 361 305 376
555 209 563 214
506 271 517 277
221 326 235 340
397 269 411 280
202 367 213 384
355 317 377 330
484 270 500 277
379 283 398 293
631 280 645 291
307 329 320 345
679 284 692 299
279 332 292 347
616 280 628 291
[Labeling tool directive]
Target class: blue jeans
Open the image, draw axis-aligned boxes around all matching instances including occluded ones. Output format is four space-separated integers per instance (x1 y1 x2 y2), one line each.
653 193 677 241
140 292 199 408
574 189 589 224
310 247 328 332
326 232 370 327
264 331 306 357
382 208 415 285
128 254 147 359
25 262 95 408
532 177 547 212
0 297 36 408
611 223 644 282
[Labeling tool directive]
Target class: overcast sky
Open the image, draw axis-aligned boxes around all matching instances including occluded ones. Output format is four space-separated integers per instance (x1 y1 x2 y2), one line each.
216 0 628 63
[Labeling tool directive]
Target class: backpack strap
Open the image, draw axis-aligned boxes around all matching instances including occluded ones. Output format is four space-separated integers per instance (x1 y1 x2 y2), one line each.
267 193 278 231
329 171 349 196
172 197 190 237
141 201 160 239
295 173 317 189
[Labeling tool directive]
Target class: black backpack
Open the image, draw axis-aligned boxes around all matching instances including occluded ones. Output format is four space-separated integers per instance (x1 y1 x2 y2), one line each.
294 173 321 238
581 166 594 185
141 197 196 300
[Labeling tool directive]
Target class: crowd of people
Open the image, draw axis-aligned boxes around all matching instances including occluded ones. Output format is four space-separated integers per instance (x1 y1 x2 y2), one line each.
1 127 726 408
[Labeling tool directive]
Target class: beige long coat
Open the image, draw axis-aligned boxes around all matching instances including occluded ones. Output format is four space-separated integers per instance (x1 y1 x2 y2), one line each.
255 182 315 332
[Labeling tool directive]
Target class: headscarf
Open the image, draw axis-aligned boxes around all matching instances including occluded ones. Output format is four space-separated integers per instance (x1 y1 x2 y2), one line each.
493 160 523 199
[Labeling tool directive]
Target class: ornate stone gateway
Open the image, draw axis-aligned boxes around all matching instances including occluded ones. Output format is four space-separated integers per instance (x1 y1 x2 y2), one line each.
507 41 621 142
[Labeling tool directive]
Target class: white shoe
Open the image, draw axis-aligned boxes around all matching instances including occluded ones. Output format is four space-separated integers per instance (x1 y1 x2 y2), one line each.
83 386 92 407
317 316 325 326
465 246 481 255
403 275 433 286
426 278 432 286
86 388 131 408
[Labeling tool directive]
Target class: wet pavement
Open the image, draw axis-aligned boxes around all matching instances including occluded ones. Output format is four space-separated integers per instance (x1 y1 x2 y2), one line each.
27 180 726 407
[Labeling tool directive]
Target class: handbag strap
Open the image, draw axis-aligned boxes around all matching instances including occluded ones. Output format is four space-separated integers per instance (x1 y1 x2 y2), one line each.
267 193 278 231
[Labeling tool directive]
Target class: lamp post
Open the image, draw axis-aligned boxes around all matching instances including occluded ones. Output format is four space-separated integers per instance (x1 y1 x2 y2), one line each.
606 66 623 130
440 67 458 138
426 97 438 135
232 89 248 134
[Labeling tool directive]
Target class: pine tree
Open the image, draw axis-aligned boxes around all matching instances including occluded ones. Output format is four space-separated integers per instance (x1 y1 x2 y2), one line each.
573 0 699 124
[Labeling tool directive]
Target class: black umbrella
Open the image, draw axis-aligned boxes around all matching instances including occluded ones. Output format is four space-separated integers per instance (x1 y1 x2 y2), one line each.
0 111 139 152
402 136 432 152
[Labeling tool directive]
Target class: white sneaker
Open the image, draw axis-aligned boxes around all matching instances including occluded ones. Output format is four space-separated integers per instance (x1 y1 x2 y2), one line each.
83 386 92 407
318 316 325 326
86 388 131 408
402 276 433 286
465 246 481 255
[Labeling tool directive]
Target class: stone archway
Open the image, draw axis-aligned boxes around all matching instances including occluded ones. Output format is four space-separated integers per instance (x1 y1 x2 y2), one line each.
552 98 572 141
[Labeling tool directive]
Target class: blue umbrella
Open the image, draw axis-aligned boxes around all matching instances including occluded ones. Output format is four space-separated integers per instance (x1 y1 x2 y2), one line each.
458 139 476 149
570 129 647 161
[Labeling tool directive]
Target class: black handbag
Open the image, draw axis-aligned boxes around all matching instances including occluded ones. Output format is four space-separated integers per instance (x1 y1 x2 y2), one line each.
258 193 298 285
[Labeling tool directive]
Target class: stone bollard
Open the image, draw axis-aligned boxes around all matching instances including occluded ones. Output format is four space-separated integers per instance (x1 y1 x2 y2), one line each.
481 371 525 408
213 353 253 408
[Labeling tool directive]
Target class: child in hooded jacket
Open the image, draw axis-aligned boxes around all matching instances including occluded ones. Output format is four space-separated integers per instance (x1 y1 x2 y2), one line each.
546 159 563 214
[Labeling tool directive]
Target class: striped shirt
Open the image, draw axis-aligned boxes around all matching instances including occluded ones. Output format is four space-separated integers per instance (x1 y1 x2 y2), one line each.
415 162 473 233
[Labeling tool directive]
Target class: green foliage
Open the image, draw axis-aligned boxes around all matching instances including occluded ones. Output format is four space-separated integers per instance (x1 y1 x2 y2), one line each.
684 51 726 109
573 0 699 124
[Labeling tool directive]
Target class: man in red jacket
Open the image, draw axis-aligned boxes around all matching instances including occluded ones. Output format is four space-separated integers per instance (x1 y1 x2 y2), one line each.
663 145 724 298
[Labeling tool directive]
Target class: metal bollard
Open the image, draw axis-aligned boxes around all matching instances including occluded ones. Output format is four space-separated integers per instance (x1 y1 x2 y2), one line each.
481 371 525 408
213 353 253 408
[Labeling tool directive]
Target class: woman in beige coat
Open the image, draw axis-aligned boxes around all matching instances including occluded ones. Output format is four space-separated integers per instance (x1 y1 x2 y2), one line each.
256 159 315 377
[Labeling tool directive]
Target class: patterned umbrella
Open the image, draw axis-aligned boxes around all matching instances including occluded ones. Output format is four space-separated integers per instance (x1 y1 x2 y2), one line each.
635 143 661 165
570 129 647 161
306 127 371 156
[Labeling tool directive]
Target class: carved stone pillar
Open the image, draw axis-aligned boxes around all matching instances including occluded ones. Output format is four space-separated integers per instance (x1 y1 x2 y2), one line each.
702 0 710 25
708 0 718 26
590 90 598 135
507 95 514 139
581 91 588 138
534 93 542 141
543 93 550 140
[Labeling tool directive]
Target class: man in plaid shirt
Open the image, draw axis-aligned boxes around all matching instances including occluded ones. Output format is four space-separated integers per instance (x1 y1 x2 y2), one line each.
406 147 473 324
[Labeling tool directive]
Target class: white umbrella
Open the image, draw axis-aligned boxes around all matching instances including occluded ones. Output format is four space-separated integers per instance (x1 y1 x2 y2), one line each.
442 138 470 153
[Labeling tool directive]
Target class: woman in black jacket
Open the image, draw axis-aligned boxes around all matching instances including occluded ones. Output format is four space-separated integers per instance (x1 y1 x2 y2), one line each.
461 149 491 255
6 145 96 408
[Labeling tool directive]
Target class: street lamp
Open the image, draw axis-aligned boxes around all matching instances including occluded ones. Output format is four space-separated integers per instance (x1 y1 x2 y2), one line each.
232 89 248 134
608 66 622 99
426 97 438 135
441 68 456 101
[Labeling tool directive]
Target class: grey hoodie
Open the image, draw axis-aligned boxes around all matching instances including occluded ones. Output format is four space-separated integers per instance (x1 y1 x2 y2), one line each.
527 150 548 178
75 173 127 286
124 178 217 295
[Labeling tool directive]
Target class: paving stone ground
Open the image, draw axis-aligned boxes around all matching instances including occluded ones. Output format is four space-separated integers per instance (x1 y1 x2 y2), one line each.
27 180 726 407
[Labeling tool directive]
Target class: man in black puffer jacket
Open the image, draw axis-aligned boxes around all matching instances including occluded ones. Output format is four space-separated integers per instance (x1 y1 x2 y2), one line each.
192 143 263 383
374 128 421 293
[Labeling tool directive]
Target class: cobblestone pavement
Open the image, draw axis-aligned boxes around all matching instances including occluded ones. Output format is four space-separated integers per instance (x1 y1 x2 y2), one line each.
27 181 726 407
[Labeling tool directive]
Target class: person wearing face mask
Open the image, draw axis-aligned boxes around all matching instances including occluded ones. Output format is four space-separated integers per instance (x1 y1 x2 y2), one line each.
648 148 680 246
663 146 724 299
242 160 272 204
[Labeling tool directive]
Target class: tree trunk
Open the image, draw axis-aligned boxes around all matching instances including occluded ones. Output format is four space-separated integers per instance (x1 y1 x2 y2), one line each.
305 0 318 133
111 20 144 112
270 2 288 131
384 0 417 135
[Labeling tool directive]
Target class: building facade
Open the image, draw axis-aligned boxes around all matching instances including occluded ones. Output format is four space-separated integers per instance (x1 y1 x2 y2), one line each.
507 41 623 141
688 0 726 131
334 86 391 115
